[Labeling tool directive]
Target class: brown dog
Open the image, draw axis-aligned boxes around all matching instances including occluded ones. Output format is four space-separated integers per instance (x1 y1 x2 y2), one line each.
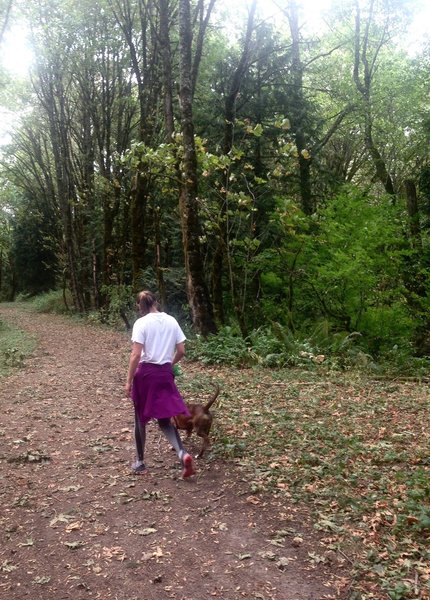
174 383 220 458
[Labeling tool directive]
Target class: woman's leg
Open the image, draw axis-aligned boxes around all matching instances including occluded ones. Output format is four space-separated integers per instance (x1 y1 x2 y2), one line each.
157 418 196 478
133 408 147 471
157 418 184 457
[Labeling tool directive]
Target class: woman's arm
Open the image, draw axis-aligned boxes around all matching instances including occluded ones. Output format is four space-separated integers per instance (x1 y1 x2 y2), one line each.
125 342 143 396
172 341 185 366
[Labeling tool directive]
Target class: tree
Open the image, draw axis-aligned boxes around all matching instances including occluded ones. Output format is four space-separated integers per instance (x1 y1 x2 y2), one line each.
177 0 216 335
211 0 257 330
109 0 162 288
352 0 396 196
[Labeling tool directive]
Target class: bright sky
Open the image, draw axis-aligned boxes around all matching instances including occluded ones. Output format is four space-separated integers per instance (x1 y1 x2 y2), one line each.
0 23 33 77
0 0 429 145
0 24 33 145
1 0 429 78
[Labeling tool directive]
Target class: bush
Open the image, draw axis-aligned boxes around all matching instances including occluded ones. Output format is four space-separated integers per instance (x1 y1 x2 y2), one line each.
28 290 73 314
0 319 35 375
359 304 417 356
96 284 134 329
246 326 285 357
377 345 430 377
187 326 252 366
186 322 375 370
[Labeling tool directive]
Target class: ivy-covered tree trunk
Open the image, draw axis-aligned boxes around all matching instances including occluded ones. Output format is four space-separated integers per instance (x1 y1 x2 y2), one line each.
178 0 216 336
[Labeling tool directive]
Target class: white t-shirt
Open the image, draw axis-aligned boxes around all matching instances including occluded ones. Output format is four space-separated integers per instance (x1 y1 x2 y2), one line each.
131 312 186 365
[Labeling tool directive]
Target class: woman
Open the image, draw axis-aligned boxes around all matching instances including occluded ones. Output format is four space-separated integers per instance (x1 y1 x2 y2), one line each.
125 290 195 478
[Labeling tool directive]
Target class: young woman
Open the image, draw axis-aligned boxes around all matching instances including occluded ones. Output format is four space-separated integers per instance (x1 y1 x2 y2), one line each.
125 290 195 478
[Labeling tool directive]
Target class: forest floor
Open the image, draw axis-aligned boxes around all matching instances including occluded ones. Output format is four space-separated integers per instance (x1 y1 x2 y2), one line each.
2 304 430 600
0 303 351 600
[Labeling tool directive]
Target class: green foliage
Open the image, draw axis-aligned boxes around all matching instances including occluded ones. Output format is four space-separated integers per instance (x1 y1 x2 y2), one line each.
259 187 419 357
186 312 430 375
187 326 251 367
3 346 25 367
377 345 430 378
92 284 134 329
307 190 404 314
10 196 60 295
358 304 417 355
186 320 375 371
0 317 35 375
27 290 72 314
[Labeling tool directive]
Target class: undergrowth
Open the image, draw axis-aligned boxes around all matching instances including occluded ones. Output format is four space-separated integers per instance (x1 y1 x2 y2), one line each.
179 367 430 599
186 324 430 378
26 290 73 314
0 318 35 375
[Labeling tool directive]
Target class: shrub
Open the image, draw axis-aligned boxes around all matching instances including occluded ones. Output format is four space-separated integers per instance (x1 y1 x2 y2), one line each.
359 303 417 356
187 326 252 366
0 319 35 375
97 284 134 329
28 290 73 314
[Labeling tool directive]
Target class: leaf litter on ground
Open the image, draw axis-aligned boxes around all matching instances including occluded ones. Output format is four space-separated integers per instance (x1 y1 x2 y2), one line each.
180 364 430 599
1 305 429 599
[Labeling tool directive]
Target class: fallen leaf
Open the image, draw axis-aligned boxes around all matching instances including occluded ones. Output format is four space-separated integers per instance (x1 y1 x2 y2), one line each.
64 541 83 549
292 536 303 546
66 521 83 532
135 527 157 536
32 576 51 585
1 560 18 573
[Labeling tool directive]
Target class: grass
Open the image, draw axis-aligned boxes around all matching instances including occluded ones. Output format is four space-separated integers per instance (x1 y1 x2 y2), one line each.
179 366 430 600
24 289 73 314
0 317 36 376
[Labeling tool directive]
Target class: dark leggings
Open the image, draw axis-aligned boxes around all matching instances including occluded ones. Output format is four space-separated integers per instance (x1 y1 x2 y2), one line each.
134 409 184 463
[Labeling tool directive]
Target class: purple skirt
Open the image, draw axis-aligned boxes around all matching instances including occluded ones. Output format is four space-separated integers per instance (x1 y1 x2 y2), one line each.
131 362 190 425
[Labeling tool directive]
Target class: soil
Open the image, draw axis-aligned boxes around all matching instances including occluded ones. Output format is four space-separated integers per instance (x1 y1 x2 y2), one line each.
0 304 350 600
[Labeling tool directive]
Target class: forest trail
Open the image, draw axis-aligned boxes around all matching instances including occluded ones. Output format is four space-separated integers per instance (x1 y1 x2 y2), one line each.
0 305 348 600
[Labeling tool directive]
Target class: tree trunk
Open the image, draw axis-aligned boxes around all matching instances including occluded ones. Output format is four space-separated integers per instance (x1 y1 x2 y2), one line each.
39 70 87 312
159 0 175 140
178 0 216 336
211 0 256 331
404 179 422 249
353 1 395 197
288 0 313 215
111 0 158 289
154 206 167 309
131 173 149 287
402 179 428 353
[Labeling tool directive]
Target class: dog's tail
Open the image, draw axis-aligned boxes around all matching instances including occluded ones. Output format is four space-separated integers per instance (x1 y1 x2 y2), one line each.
204 383 220 412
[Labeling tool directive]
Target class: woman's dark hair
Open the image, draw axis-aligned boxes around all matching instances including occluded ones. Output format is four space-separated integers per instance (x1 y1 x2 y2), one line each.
136 290 159 315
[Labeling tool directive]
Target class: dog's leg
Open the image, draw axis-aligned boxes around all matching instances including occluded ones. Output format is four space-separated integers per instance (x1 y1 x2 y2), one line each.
197 433 210 458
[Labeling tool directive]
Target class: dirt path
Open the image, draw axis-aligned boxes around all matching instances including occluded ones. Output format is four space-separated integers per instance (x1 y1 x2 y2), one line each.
0 305 348 600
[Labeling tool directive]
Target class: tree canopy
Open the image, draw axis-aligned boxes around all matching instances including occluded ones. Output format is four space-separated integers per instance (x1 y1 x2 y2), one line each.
0 0 429 364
